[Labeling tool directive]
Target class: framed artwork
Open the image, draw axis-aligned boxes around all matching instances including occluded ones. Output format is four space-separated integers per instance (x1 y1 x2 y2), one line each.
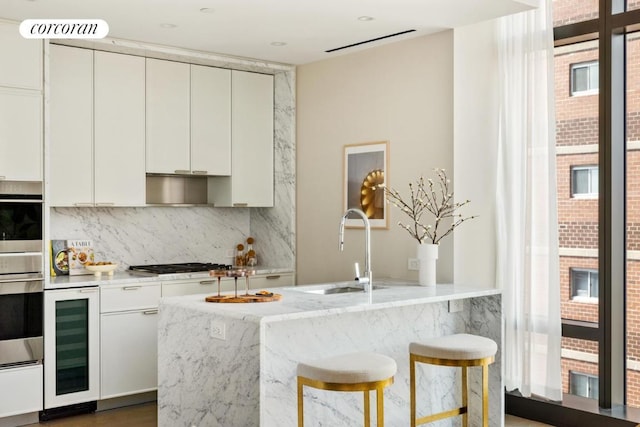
343 141 389 229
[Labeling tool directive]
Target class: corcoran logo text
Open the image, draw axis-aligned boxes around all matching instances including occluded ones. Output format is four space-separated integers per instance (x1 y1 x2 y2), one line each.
19 19 109 39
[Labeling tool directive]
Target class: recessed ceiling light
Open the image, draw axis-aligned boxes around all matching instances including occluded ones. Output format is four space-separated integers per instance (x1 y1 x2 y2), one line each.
270 42 287 47
160 23 177 29
199 8 215 13
358 16 375 21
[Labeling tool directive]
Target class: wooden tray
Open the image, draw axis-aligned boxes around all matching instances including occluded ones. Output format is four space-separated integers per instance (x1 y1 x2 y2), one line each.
205 293 282 303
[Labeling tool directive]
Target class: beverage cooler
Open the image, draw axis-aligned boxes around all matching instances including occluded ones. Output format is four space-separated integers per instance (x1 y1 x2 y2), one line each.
43 286 99 413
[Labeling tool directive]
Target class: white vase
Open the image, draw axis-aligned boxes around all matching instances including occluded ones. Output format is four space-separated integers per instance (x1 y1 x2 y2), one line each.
416 243 438 286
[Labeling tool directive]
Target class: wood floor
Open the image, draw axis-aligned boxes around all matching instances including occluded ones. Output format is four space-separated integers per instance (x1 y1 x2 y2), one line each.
26 402 549 426
27 403 156 427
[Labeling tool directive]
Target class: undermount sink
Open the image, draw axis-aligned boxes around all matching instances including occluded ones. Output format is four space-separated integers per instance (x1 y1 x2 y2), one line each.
297 283 387 295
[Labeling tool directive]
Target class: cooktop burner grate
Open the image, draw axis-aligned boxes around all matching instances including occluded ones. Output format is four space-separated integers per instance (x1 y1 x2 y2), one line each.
128 263 232 275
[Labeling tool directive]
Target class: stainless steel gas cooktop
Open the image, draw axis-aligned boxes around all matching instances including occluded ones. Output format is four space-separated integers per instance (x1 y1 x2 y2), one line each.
128 262 232 276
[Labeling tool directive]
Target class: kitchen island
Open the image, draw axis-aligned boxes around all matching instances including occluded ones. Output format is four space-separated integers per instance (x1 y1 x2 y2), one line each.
157 280 502 427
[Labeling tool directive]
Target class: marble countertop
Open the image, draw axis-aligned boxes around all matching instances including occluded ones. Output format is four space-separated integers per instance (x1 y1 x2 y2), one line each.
159 279 501 323
46 267 294 288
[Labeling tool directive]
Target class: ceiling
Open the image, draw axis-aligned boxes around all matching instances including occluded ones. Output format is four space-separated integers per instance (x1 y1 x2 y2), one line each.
1 0 536 65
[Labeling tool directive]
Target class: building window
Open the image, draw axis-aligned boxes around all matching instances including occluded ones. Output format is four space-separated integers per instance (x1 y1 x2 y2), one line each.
570 371 599 399
571 268 599 301
571 165 598 197
571 61 599 96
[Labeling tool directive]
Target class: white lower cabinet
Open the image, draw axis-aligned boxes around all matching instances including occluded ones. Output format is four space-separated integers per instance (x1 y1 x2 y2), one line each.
0 364 43 417
100 283 160 399
161 277 234 297
161 273 293 297
100 310 158 398
249 273 294 290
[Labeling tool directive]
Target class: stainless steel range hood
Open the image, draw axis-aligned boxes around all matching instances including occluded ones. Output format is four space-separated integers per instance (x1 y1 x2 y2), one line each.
145 175 212 206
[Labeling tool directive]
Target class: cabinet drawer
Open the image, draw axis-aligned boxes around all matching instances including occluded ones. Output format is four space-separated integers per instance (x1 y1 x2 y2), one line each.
162 277 235 297
249 273 294 290
0 364 42 417
101 283 161 313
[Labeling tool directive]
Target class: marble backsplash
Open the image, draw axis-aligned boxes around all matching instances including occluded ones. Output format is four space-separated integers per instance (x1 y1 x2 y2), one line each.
50 206 250 268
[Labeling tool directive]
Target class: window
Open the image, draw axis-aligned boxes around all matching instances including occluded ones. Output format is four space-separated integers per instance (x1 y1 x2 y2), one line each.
571 61 599 96
571 268 599 300
571 165 598 197
570 371 599 399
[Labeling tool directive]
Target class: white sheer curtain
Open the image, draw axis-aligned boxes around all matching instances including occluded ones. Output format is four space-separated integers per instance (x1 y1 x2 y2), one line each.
496 0 562 401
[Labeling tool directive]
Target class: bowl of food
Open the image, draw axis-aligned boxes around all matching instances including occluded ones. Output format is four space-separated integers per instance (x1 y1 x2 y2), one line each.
85 261 117 277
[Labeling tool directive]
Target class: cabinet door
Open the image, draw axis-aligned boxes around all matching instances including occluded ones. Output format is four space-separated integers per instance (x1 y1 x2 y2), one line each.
0 21 42 90
94 51 145 206
146 59 190 174
49 45 93 206
231 71 274 206
101 310 158 398
191 65 231 176
0 88 42 181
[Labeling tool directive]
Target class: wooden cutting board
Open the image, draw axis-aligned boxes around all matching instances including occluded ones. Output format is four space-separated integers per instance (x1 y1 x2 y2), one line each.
205 293 282 303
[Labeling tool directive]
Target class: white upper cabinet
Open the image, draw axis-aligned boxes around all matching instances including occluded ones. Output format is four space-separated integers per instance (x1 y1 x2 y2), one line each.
210 70 274 207
146 60 232 176
0 21 42 90
145 59 190 174
94 51 145 206
191 65 231 176
49 45 93 205
0 20 43 182
50 46 146 206
0 88 42 181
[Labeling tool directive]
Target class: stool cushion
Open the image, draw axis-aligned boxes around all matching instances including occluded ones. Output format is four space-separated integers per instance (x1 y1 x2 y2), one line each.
410 334 497 360
297 352 397 384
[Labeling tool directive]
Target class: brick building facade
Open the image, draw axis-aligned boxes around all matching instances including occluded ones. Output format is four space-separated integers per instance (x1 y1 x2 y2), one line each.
553 0 640 406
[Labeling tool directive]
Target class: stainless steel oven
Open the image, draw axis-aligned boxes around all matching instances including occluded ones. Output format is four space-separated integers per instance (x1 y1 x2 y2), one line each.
0 181 43 254
0 180 44 369
0 273 43 368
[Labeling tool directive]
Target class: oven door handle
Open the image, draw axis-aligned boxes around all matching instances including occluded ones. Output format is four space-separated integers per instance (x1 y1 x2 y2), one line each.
0 199 43 203
0 273 44 284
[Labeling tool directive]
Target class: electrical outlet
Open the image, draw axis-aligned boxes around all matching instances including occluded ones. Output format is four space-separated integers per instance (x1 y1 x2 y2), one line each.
225 249 234 258
408 258 420 271
210 320 226 340
448 299 464 313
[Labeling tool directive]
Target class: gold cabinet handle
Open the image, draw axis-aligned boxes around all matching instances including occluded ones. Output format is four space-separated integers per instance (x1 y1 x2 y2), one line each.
143 309 158 315
233 203 248 207
123 286 141 291
266 275 281 280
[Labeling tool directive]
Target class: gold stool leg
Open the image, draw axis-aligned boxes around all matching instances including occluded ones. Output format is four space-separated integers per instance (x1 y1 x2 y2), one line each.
482 364 489 427
297 378 304 427
376 385 385 427
364 389 371 427
410 354 416 427
462 366 468 427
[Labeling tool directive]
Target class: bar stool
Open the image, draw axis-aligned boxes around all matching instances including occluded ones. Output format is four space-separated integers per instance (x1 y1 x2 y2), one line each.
409 333 497 427
297 352 397 427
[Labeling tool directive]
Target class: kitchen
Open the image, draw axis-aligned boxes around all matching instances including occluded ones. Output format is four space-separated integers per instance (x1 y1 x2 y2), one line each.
1 1 534 427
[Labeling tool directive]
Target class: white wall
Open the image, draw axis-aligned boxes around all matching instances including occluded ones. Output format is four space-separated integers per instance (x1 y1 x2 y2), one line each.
453 20 500 288
296 32 454 285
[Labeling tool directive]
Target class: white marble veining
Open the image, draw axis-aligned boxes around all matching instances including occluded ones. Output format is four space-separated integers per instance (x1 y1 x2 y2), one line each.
158 282 503 427
50 207 249 268
46 40 296 274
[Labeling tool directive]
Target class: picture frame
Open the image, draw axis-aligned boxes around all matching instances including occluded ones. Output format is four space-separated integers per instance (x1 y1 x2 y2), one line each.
343 141 389 229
